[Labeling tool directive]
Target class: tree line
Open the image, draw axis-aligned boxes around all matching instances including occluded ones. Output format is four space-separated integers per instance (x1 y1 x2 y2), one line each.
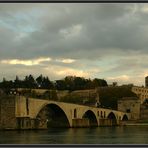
0 75 108 91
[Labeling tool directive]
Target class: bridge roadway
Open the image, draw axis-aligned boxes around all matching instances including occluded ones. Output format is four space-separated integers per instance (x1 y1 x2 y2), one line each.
15 96 130 129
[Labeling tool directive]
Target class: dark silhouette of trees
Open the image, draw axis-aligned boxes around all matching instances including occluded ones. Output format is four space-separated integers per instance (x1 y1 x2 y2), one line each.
36 74 43 88
92 78 108 87
55 76 108 91
36 75 55 89
0 77 14 94
0 75 108 91
41 77 54 89
23 75 37 88
14 75 24 88
55 80 67 90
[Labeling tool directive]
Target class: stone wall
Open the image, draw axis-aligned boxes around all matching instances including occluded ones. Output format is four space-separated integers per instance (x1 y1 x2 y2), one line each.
140 105 148 120
56 90 69 99
0 95 16 129
118 97 141 120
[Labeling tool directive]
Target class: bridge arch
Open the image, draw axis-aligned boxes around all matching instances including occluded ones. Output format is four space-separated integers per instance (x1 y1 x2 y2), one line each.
122 114 128 121
82 110 98 127
107 112 117 126
35 103 70 128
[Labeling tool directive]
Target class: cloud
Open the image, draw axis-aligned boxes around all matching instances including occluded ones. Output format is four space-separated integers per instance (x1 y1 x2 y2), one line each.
55 58 76 64
1 57 51 66
106 71 148 86
55 68 89 78
59 24 82 39
107 75 130 81
0 3 140 60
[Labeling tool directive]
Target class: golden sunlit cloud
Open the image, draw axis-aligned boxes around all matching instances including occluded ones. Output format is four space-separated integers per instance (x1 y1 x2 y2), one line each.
56 68 89 77
44 65 89 78
1 57 51 66
55 58 76 64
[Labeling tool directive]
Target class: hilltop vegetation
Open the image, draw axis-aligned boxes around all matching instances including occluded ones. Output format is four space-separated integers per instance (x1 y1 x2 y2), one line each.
0 75 108 91
98 86 137 109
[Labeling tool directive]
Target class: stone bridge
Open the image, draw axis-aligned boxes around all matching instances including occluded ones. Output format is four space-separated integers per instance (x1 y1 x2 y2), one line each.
15 96 130 129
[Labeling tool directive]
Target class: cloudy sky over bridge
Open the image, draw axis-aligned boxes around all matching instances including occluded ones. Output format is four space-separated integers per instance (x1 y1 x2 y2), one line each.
0 3 148 86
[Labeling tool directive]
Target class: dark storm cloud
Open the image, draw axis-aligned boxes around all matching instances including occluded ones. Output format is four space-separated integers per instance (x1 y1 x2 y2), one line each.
0 3 140 60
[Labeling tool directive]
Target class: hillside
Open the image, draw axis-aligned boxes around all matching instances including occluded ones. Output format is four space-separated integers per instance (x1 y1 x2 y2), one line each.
59 86 137 109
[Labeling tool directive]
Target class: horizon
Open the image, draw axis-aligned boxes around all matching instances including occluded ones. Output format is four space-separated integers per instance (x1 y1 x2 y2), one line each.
0 74 145 87
0 3 148 86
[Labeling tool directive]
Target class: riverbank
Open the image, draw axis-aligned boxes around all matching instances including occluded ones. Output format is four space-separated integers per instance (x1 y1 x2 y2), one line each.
126 123 148 126
125 120 148 126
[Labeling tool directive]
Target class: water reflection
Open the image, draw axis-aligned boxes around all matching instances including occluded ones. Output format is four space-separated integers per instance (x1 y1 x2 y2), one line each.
0 126 148 144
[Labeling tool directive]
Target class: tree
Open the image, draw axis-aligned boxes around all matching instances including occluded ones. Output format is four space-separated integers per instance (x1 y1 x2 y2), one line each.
64 76 75 90
93 78 108 87
0 77 13 93
42 77 54 89
14 75 21 88
55 80 67 90
36 75 43 88
73 77 86 90
23 75 37 88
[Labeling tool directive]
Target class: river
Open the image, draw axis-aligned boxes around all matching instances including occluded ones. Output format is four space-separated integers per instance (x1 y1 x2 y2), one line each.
0 126 148 144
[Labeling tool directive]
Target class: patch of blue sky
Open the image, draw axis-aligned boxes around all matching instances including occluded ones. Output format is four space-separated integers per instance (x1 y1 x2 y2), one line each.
0 19 15 30
0 8 45 33
0 18 36 34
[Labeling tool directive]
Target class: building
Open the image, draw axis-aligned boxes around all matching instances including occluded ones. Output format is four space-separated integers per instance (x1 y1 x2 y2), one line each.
132 86 148 104
140 99 148 120
145 76 148 87
117 97 141 120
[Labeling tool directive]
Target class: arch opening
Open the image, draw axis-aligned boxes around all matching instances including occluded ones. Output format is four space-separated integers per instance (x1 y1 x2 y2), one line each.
82 110 98 127
122 114 128 121
35 104 70 128
74 109 77 118
107 112 117 126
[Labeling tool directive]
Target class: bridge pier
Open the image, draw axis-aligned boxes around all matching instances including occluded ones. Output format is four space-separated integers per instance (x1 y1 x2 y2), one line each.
99 119 112 126
99 119 119 126
16 117 50 129
16 117 36 129
72 118 90 128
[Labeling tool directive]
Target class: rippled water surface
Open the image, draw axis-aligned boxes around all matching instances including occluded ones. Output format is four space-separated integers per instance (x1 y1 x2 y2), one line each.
0 126 148 144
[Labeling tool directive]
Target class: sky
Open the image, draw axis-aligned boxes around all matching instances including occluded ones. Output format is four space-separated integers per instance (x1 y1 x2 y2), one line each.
0 3 148 86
